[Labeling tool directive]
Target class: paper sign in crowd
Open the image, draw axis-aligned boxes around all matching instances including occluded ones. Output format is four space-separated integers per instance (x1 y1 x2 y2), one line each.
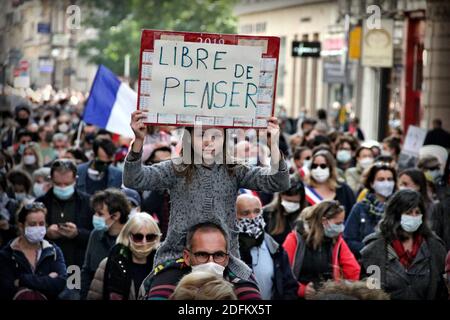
138 30 280 128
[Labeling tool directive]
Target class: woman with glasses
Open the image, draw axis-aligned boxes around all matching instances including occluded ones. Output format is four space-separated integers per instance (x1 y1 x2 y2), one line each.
305 150 356 218
0 202 67 300
87 212 161 300
360 190 447 300
283 200 360 299
344 162 397 259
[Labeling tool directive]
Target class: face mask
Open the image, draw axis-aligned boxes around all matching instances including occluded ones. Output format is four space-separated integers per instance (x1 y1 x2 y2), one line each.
58 123 69 133
94 159 110 173
302 159 312 170
400 214 423 233
372 180 395 198
33 183 47 198
191 262 225 277
18 144 26 155
17 118 29 127
23 155 36 165
359 157 373 170
311 167 330 183
336 150 352 163
281 200 300 213
427 169 442 182
15 193 27 202
92 215 107 230
53 184 75 200
237 214 266 238
381 149 391 157
129 239 155 260
24 226 46 244
323 222 344 238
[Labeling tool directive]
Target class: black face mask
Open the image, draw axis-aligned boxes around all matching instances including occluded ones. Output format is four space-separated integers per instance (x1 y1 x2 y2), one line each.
94 159 111 172
16 118 29 127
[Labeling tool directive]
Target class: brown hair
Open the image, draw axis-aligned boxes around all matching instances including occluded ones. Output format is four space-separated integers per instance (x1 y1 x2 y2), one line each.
307 150 338 190
362 162 397 193
303 201 344 250
310 280 390 300
173 127 241 183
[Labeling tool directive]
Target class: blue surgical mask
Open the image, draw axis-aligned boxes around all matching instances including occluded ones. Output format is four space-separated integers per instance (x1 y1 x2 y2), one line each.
15 192 27 202
53 184 75 200
400 214 423 233
92 215 107 230
323 222 344 238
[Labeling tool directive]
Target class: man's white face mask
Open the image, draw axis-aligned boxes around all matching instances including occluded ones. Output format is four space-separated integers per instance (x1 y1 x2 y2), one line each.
191 262 225 277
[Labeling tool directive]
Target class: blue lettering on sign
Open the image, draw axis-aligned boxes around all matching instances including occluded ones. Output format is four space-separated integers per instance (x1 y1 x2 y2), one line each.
245 83 257 108
159 47 168 65
184 79 199 108
213 51 227 70
229 81 243 107
196 48 208 70
182 46 193 68
213 81 228 108
163 77 180 106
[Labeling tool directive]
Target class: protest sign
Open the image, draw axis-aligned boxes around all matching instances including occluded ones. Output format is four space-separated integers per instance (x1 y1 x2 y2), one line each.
137 30 280 128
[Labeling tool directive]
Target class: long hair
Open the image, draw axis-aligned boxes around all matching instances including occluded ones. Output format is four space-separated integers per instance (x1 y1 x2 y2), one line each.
398 169 431 204
307 150 338 191
268 178 306 236
303 200 345 250
379 189 433 242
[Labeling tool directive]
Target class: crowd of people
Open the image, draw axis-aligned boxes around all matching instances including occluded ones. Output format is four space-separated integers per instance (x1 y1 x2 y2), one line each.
0 90 449 301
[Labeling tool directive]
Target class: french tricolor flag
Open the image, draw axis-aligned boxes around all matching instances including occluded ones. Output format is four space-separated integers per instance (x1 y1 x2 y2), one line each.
83 65 136 138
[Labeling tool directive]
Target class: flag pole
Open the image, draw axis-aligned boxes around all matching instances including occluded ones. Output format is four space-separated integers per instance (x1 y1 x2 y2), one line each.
75 120 84 148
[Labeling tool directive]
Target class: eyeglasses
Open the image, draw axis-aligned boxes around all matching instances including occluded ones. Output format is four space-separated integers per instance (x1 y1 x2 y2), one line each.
190 250 229 264
131 233 161 243
24 202 46 210
52 159 76 168
311 163 328 169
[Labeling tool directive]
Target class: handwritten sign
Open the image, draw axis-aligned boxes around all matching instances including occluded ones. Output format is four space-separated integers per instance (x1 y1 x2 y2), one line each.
402 125 427 156
137 30 280 128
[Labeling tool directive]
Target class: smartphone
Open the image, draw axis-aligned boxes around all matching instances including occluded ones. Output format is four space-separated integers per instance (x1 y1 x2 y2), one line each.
58 222 67 228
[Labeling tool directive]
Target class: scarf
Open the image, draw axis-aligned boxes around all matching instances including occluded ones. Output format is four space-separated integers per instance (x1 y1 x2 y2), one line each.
391 234 423 268
238 232 265 267
361 192 385 217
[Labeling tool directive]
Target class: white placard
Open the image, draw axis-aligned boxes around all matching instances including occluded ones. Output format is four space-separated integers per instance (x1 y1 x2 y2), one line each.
150 40 262 118
402 125 427 156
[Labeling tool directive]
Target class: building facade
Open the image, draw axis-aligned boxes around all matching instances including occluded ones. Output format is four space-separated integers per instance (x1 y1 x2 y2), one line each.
0 0 97 92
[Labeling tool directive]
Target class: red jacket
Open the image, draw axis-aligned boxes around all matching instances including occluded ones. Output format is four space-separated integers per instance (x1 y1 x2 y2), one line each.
283 230 360 297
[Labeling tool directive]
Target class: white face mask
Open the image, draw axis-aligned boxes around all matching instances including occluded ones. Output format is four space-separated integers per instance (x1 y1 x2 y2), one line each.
336 150 352 163
23 155 36 165
359 157 374 170
191 262 225 277
33 183 47 198
302 159 312 170
281 200 300 213
58 123 69 133
372 180 395 198
400 214 423 233
311 167 330 183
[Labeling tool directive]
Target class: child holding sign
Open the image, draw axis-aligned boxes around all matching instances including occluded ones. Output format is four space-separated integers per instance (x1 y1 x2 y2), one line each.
123 110 290 296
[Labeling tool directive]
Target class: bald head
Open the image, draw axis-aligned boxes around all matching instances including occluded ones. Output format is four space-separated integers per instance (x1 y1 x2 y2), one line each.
236 194 262 220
